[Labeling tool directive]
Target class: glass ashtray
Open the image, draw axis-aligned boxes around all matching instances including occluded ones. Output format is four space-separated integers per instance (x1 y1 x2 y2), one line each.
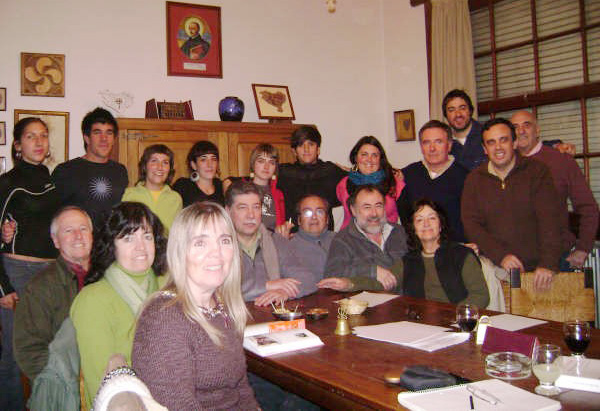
485 351 532 380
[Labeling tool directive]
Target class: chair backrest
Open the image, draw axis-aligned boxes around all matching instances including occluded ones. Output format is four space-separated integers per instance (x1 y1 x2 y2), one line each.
508 270 596 322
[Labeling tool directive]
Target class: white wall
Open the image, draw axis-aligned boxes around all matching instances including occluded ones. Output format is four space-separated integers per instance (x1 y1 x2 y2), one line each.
0 0 428 169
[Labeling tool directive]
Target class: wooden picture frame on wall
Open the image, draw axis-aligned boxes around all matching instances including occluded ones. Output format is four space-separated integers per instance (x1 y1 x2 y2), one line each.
394 109 416 141
166 2 222 78
14 109 69 171
252 84 295 120
0 88 6 111
0 122 5 145
21 53 65 97
0 157 5 175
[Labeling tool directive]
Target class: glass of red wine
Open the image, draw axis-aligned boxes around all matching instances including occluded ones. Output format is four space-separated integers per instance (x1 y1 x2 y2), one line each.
456 304 479 332
563 320 591 357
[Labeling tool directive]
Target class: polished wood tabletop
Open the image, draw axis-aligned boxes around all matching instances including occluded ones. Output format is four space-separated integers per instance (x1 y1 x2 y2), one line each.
245 289 600 410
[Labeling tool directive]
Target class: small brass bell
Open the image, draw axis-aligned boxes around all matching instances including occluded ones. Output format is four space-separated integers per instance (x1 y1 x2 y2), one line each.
335 307 351 335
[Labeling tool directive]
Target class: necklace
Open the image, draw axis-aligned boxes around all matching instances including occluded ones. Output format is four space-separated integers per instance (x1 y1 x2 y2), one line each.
197 302 227 319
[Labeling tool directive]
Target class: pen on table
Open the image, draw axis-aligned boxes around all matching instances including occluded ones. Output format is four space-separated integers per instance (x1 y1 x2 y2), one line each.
469 395 474 410
466 385 501 405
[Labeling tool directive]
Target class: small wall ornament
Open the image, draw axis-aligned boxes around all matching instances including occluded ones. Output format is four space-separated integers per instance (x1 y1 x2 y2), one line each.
21 53 65 97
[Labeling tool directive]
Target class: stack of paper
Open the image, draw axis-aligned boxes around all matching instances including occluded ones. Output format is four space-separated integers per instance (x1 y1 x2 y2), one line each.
353 321 470 352
486 314 547 331
398 378 561 411
555 356 600 393
349 291 399 307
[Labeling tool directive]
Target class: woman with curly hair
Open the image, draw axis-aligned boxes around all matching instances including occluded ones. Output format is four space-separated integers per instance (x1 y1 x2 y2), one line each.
336 136 404 229
70 202 167 409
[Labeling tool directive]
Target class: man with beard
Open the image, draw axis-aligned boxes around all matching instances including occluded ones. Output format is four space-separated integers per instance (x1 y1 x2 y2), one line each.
319 185 408 292
461 118 563 290
180 21 209 59
510 110 599 270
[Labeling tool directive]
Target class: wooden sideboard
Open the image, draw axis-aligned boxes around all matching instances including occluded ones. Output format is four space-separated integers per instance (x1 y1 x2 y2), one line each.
115 118 311 185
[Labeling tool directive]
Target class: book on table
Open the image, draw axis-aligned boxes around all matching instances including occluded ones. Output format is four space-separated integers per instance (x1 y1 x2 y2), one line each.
397 378 560 411
243 319 324 357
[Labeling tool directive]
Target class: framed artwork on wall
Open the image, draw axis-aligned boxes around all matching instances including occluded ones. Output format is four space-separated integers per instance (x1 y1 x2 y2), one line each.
14 109 69 172
166 2 222 78
0 122 5 145
0 88 6 111
252 84 295 120
21 53 65 97
0 157 5 175
394 109 416 141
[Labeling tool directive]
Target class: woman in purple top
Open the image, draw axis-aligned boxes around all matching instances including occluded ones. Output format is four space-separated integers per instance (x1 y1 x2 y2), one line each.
132 202 258 410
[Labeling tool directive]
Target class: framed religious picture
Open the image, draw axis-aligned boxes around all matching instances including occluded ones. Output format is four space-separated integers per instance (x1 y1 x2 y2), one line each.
21 53 65 97
252 84 295 120
0 88 6 111
166 2 222 78
14 109 69 172
0 122 5 145
394 109 416 141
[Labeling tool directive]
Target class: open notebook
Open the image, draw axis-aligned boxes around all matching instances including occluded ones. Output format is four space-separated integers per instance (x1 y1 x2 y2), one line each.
397 378 560 411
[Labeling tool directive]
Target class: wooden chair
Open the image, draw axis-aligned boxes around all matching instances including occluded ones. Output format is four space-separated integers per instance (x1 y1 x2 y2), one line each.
504 270 596 323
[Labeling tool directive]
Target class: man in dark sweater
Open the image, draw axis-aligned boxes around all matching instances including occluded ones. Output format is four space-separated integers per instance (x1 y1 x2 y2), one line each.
52 108 128 231
277 126 347 230
462 118 564 290
397 120 468 242
511 110 599 270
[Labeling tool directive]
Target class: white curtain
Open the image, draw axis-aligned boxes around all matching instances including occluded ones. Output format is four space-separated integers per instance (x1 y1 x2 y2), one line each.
429 0 478 121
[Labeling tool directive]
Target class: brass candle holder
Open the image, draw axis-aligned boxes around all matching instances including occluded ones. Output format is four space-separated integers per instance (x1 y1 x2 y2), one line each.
335 307 351 335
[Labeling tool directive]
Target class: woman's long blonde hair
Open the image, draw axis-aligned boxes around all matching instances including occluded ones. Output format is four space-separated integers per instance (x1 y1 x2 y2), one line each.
163 202 248 345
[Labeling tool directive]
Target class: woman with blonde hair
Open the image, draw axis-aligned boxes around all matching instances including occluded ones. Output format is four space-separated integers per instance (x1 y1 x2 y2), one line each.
132 202 257 410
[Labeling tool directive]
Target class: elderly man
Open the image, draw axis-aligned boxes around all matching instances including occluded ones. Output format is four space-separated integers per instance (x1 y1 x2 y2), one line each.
225 180 317 307
288 194 335 279
511 110 599 270
13 206 93 381
397 120 469 242
319 185 408 292
462 118 564 289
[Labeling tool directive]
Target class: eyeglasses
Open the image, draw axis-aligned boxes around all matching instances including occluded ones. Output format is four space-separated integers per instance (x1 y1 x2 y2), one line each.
301 208 326 218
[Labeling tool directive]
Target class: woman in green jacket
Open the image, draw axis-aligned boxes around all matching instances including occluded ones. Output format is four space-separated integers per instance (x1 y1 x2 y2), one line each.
122 144 182 232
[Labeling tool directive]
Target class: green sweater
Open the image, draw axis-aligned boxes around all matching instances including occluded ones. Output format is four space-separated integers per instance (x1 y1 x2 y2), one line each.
349 253 489 308
122 183 182 231
70 269 165 409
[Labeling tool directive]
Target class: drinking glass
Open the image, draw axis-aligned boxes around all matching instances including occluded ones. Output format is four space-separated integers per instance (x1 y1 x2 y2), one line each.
532 344 562 396
456 304 479 332
563 320 591 357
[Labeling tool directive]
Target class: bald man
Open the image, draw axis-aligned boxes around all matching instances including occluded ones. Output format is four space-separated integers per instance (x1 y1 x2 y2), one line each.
511 110 599 269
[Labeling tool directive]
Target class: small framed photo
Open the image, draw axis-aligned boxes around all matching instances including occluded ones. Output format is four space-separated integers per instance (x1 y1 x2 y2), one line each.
14 109 69 171
0 157 5 175
0 122 5 145
21 53 65 97
166 2 222 78
252 84 295 120
0 88 6 111
394 109 416 141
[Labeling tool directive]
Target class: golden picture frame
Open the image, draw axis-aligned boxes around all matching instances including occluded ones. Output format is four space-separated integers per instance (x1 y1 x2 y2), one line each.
394 109 416 141
14 109 69 172
21 52 65 97
0 88 6 111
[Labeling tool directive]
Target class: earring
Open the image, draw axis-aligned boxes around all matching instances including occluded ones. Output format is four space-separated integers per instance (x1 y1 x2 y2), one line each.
190 171 200 182
351 164 358 173
16 151 22 159
250 172 255 179
272 174 277 180
46 152 51 158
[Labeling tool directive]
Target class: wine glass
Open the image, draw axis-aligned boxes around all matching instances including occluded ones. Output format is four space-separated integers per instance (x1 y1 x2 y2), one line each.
532 344 562 396
456 304 479 332
563 320 591 357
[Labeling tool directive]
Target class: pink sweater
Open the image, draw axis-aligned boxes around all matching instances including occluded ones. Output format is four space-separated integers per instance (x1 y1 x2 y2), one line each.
336 175 405 229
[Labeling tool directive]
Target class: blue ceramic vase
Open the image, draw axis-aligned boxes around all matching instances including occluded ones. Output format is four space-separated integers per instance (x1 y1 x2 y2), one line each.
219 96 244 121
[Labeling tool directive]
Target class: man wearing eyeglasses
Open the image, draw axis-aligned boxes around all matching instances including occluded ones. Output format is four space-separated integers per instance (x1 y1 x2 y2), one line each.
287 194 335 279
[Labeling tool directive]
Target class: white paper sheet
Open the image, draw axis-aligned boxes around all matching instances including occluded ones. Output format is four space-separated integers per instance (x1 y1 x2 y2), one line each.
487 314 547 331
349 291 399 307
352 321 469 351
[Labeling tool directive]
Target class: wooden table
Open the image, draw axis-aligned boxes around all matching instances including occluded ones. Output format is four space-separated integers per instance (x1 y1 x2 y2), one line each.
245 289 600 410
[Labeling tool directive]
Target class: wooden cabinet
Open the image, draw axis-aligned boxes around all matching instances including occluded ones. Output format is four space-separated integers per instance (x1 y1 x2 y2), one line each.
116 118 310 185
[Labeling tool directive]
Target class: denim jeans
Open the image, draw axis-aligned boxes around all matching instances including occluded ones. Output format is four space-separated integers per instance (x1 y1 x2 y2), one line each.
0 256 50 411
